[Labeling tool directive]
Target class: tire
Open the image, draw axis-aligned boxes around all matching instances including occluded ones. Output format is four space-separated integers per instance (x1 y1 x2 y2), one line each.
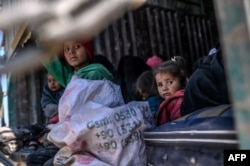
0 151 14 166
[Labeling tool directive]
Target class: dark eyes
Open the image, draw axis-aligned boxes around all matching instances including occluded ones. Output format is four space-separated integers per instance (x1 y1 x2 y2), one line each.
64 44 81 53
157 81 173 87
64 48 69 52
167 81 173 85
157 83 163 87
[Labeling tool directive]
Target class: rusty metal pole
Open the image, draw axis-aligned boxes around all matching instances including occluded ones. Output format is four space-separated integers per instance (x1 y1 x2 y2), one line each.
213 0 250 149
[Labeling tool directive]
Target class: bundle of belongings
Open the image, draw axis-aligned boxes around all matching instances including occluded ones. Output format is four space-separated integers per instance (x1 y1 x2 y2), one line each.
47 76 154 166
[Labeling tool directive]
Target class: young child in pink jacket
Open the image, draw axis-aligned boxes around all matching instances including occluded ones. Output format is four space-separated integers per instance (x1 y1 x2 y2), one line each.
154 56 189 126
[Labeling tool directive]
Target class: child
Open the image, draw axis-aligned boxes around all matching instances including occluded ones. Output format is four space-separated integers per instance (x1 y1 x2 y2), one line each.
13 74 63 164
154 56 188 126
26 39 114 166
44 40 113 88
41 73 64 124
116 55 151 103
135 70 163 119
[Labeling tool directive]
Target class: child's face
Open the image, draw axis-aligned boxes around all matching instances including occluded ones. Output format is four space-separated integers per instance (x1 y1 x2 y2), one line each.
137 89 150 100
155 72 182 100
47 74 62 92
63 40 89 71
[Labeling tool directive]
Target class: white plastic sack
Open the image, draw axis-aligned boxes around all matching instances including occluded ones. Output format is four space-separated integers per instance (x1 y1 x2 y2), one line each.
58 76 125 122
48 76 154 166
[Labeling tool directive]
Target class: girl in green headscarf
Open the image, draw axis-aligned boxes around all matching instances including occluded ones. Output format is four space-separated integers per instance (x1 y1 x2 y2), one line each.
44 40 113 88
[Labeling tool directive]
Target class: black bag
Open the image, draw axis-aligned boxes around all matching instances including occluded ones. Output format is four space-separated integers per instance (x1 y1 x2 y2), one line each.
144 105 238 166
181 49 230 116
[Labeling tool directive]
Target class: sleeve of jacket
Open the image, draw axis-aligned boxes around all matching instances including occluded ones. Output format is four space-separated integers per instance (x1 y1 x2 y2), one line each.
43 103 58 118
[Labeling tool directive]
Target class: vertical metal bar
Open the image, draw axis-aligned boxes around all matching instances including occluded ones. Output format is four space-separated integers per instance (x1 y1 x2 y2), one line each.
111 21 121 66
185 16 195 64
121 17 129 56
185 15 195 64
207 20 214 48
202 18 210 53
128 11 138 57
168 11 176 56
8 77 16 126
146 7 155 55
94 35 103 56
30 73 39 124
214 0 250 149
160 10 170 57
197 17 205 56
191 16 200 61
153 8 163 55
17 74 29 126
104 27 112 60
16 76 21 126
174 12 183 56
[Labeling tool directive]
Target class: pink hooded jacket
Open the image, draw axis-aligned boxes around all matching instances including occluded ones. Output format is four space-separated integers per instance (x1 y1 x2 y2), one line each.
156 89 184 126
